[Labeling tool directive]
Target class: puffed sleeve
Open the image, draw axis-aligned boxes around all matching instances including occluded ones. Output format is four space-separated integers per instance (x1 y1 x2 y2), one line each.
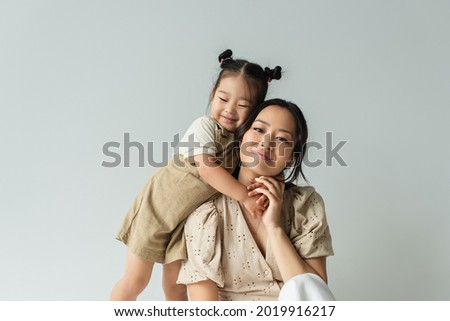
178 116 218 158
287 187 334 258
177 201 225 287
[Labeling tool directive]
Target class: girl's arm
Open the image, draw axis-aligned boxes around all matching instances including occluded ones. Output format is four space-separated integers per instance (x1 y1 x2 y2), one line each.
187 280 219 301
194 154 265 217
249 177 328 283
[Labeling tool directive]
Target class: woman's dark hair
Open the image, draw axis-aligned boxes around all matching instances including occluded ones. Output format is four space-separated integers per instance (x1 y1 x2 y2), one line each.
211 49 282 107
235 98 309 187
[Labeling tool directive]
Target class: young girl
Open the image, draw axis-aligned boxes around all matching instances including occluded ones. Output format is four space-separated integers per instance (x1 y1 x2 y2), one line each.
110 49 282 300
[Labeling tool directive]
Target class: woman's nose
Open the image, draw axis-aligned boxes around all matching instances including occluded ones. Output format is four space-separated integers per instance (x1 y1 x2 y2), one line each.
260 134 272 149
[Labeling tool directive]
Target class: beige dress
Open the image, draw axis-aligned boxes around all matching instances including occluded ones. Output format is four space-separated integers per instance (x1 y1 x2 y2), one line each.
177 186 334 300
116 116 238 264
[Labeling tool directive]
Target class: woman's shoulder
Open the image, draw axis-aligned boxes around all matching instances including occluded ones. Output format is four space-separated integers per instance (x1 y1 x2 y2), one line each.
285 185 323 206
284 185 334 258
185 194 229 223
283 185 327 222
183 199 221 237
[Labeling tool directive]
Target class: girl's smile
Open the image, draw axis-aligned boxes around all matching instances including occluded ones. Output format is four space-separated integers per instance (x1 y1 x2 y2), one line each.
219 114 238 126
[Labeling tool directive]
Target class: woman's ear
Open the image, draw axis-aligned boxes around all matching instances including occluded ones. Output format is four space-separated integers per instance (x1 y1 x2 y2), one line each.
285 155 296 168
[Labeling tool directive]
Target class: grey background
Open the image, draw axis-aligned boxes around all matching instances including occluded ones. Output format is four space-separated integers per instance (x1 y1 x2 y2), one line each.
1 0 449 300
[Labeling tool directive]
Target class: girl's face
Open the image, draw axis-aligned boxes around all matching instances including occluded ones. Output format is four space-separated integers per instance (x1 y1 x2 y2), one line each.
210 75 253 132
240 105 297 177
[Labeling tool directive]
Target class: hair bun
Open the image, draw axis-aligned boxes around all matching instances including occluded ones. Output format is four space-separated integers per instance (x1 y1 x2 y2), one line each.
218 49 233 67
264 66 282 82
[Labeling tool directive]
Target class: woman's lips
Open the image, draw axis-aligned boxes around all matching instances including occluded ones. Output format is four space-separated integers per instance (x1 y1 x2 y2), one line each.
253 149 272 161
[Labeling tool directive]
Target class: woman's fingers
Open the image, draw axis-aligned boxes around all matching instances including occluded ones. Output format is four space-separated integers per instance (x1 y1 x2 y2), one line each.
255 194 267 207
263 196 270 208
248 189 267 197
247 176 284 209
247 182 264 191
255 176 283 197
260 176 284 191
254 186 275 203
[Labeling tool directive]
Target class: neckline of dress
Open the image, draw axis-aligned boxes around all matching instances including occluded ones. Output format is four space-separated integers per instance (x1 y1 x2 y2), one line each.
231 197 270 260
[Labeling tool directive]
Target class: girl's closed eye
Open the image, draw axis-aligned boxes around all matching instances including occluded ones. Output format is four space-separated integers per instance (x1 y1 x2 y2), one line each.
219 97 228 102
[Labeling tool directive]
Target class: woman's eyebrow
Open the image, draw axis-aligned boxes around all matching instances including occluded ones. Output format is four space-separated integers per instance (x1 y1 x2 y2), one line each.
254 119 294 137
254 119 269 126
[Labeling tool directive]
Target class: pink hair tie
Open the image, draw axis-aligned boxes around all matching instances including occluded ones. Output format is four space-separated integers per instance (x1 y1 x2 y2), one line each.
267 77 272 83
220 57 232 65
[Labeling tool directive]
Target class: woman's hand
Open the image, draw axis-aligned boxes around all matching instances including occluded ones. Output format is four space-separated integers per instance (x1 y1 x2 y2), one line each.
250 177 329 283
247 176 285 228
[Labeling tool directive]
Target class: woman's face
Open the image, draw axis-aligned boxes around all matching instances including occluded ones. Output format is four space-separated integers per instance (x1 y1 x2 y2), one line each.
240 105 297 177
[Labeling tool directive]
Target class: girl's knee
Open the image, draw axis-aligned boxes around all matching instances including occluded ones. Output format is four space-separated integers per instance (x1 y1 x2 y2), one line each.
123 272 151 293
162 261 181 283
163 282 188 301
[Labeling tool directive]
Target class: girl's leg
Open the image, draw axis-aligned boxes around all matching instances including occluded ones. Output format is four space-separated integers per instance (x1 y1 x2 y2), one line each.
162 260 188 300
110 250 154 300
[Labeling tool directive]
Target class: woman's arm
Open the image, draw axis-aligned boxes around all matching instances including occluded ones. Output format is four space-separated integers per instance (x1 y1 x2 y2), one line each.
250 177 328 283
265 225 328 283
187 280 219 301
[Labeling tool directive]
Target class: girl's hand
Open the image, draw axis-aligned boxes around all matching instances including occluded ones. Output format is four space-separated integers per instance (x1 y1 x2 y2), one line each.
247 178 269 208
242 194 266 218
248 176 285 228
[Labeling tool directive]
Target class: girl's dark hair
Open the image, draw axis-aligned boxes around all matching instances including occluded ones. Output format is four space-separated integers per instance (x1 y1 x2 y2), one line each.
212 49 282 107
235 98 309 187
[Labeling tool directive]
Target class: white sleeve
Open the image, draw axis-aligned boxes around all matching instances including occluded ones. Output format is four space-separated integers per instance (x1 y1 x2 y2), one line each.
278 273 336 301
177 116 217 158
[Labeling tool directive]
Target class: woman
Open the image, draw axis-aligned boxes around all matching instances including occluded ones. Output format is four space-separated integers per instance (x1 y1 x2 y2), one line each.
177 98 335 300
